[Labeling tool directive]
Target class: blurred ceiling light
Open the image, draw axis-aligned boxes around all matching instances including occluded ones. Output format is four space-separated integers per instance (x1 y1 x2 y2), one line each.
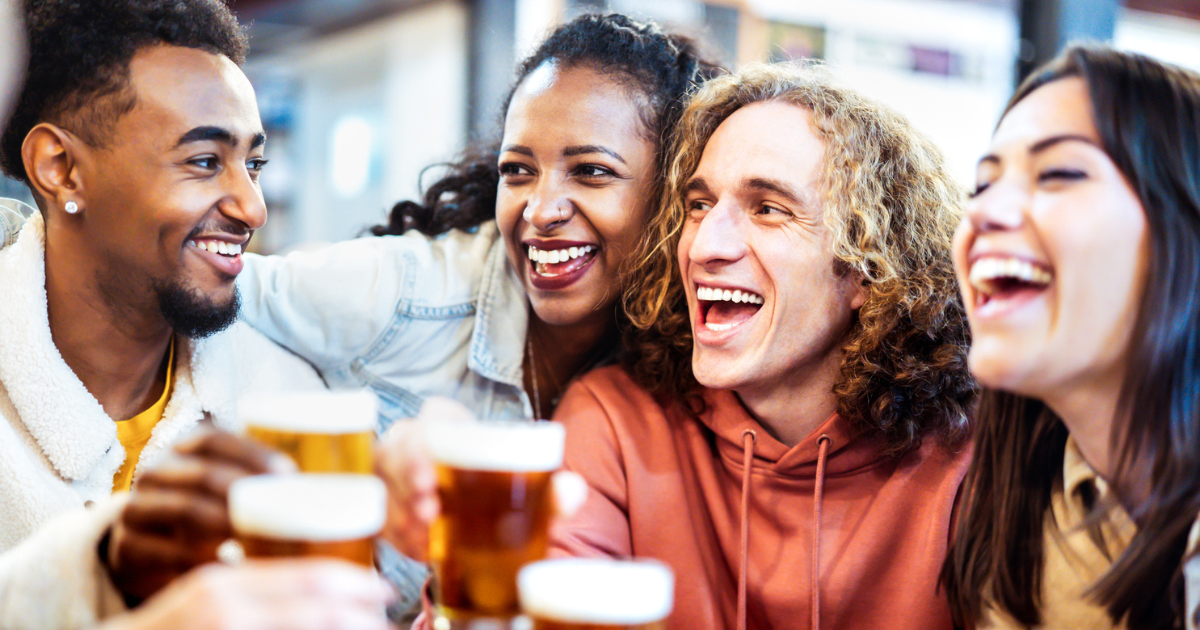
329 115 373 198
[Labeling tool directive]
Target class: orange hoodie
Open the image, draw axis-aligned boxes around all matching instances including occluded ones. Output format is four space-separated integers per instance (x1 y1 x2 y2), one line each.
551 366 971 630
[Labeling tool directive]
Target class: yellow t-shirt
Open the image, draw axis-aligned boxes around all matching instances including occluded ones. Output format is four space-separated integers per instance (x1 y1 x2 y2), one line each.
112 341 174 492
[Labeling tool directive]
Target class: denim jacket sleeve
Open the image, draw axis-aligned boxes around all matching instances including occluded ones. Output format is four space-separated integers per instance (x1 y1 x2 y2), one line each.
237 224 502 375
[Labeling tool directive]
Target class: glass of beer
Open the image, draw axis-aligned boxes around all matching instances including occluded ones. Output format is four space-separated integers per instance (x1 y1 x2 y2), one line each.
425 419 566 622
518 559 674 630
240 390 376 473
228 473 386 567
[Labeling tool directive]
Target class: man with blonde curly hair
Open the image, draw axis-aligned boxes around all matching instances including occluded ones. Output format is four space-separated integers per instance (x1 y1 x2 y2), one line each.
547 62 976 629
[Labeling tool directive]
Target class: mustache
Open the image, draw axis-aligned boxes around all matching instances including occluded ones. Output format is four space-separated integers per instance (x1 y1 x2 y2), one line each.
187 219 253 240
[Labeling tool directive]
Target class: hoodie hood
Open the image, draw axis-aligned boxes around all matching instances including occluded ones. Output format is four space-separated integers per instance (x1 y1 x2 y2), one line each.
699 388 889 478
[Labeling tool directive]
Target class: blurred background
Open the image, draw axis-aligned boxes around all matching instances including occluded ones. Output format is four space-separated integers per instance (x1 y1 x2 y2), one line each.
4 0 1198 253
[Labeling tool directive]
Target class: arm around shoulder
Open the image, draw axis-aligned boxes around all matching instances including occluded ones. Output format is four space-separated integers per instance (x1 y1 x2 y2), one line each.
236 238 413 369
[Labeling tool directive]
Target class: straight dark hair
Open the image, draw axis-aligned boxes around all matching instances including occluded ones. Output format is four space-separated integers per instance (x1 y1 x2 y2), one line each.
942 45 1200 629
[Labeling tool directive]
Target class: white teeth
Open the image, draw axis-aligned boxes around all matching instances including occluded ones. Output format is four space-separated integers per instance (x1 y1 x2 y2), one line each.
696 286 764 305
191 239 243 257
969 257 1053 292
527 245 594 264
705 322 737 332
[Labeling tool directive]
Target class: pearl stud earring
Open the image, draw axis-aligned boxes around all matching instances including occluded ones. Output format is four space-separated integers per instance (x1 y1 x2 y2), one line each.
65 201 79 214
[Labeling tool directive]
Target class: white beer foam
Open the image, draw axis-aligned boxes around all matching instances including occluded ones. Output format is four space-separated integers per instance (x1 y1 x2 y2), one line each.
424 419 564 472
229 474 386 541
239 390 377 434
518 559 674 624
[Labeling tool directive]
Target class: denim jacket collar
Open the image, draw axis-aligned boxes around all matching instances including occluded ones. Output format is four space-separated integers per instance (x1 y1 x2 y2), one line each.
468 239 528 389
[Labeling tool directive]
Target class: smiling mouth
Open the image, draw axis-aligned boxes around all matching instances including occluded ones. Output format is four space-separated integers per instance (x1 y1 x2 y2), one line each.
188 238 245 258
968 256 1053 308
697 285 764 332
527 244 596 278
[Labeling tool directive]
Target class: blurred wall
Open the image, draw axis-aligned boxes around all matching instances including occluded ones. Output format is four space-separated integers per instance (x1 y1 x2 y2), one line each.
246 1 469 251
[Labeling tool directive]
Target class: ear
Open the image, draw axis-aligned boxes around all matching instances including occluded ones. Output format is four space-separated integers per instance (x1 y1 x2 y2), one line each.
849 275 868 311
22 123 87 215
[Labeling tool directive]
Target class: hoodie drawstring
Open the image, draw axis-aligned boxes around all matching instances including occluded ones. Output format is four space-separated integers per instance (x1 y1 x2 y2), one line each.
737 429 757 630
811 434 831 630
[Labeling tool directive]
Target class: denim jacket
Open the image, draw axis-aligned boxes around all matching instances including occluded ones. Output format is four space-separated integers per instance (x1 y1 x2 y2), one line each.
237 221 534 429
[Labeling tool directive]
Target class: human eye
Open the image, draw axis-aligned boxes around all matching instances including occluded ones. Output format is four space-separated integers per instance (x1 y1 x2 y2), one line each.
755 203 792 218
574 163 616 179
498 161 533 180
188 155 219 171
246 157 269 180
968 181 991 199
1037 167 1087 185
686 198 712 219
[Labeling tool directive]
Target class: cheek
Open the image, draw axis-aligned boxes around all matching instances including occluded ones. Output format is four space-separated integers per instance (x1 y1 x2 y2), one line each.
494 188 521 235
950 219 974 286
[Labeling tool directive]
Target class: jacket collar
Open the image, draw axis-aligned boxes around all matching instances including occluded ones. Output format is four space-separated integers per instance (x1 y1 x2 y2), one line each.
468 232 528 388
0 214 237 482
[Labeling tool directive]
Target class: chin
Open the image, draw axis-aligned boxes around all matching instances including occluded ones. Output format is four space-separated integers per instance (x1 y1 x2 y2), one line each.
691 355 742 391
529 292 612 328
967 349 1037 396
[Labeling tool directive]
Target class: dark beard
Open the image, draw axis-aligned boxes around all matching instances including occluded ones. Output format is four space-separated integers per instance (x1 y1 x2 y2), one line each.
156 282 240 339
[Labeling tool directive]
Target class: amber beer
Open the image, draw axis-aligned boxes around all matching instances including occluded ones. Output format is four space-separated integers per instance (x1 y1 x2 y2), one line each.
240 390 376 473
228 474 386 567
425 419 565 621
518 559 674 630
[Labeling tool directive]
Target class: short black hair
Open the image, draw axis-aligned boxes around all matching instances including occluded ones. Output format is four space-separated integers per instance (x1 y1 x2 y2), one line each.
0 0 248 183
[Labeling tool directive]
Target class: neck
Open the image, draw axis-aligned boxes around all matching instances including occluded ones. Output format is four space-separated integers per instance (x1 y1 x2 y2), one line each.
1041 368 1144 508
44 234 173 422
523 309 615 419
734 353 843 448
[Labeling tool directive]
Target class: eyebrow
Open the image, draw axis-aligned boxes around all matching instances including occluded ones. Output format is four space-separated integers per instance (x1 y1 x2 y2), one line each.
499 143 627 165
684 177 711 195
175 126 267 149
685 176 807 207
744 177 804 205
979 133 1098 165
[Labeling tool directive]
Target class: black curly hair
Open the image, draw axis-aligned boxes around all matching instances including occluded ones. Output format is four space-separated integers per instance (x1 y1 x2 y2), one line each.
370 12 723 238
0 0 248 183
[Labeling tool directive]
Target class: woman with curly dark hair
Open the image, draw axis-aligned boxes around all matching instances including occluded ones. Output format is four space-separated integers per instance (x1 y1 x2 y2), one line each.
941 46 1200 630
237 13 720 425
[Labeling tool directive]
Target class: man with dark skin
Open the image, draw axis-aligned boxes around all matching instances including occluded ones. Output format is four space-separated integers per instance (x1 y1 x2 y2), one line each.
0 2 386 628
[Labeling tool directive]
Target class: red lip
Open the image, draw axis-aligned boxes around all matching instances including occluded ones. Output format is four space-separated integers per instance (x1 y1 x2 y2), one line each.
527 255 596 291
189 245 243 278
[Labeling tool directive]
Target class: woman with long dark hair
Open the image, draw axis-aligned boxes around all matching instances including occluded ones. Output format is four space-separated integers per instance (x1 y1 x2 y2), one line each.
943 45 1200 629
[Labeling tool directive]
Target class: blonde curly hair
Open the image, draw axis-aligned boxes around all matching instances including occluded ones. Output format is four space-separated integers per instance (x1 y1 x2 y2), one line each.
622 62 974 455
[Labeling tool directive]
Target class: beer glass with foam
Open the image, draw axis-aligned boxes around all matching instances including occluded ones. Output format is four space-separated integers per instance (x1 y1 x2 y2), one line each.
518 559 674 630
240 390 376 473
228 474 386 567
425 419 565 622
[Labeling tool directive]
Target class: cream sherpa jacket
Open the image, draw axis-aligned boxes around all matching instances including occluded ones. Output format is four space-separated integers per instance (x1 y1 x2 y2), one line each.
0 212 326 629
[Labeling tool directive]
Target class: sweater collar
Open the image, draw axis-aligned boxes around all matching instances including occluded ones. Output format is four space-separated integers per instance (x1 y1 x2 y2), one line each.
0 214 235 482
700 387 886 476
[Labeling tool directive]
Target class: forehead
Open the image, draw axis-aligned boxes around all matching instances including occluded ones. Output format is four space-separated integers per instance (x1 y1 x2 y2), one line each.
695 101 825 191
991 77 1096 150
504 63 648 145
117 44 261 148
